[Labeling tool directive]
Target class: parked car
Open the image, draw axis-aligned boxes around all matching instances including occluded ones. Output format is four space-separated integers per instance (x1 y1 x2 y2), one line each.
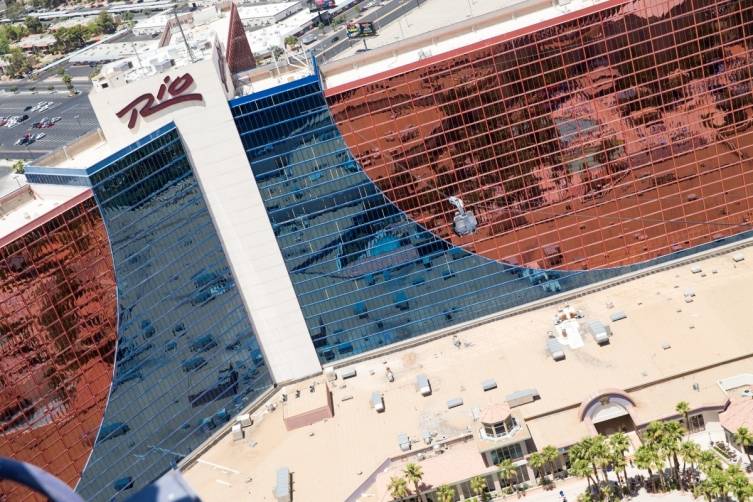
23 106 32 112
34 132 45 140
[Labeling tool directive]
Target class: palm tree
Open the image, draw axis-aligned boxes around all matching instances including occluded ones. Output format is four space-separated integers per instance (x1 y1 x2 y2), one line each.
698 450 722 476
497 459 518 493
404 463 424 502
675 401 691 436
635 444 660 492
576 492 594 502
528 452 546 483
436 485 455 502
590 435 611 483
470 475 487 501
541 445 560 481
734 426 753 465
609 432 631 486
701 468 729 501
679 441 701 477
727 465 753 502
570 458 595 492
661 421 684 487
388 476 409 501
570 437 602 485
611 451 628 491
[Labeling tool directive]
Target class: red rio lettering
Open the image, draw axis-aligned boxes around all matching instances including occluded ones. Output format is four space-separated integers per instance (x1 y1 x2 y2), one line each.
116 73 204 129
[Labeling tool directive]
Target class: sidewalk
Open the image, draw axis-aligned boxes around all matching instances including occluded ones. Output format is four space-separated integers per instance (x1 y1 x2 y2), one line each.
491 477 696 502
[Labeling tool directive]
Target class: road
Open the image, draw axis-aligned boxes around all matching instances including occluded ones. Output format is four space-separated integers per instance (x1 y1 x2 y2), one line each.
0 91 98 161
308 0 415 62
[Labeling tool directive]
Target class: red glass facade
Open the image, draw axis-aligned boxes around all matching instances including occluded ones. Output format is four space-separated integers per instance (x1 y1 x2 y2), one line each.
327 0 753 270
0 193 117 500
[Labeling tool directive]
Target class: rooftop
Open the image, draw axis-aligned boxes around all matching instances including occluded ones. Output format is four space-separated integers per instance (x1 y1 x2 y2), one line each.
32 128 114 169
0 183 90 244
236 2 300 19
320 0 610 91
182 244 753 501
719 386 753 432
245 9 319 53
69 40 160 63
13 33 57 49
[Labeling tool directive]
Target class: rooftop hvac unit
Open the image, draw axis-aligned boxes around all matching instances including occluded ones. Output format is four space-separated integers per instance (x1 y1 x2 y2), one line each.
151 57 173 73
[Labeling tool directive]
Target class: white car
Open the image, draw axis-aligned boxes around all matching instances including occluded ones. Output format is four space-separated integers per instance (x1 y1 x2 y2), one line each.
34 132 46 140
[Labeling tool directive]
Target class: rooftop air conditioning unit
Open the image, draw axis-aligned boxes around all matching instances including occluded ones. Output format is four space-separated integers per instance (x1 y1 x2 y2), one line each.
151 57 173 73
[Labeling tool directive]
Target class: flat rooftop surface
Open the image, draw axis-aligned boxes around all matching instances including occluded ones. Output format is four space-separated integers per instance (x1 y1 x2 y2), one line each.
321 0 609 90
182 246 753 501
333 0 525 60
0 183 90 242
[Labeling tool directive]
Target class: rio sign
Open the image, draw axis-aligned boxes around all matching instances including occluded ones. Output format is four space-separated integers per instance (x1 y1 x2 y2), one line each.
116 73 204 129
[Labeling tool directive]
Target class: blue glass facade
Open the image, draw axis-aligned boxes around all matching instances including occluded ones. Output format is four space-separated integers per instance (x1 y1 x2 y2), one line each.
229 75 752 364
27 124 272 500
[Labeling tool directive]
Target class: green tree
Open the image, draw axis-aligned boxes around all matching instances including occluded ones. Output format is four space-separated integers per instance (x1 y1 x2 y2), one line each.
24 16 43 34
570 458 595 492
94 11 116 34
696 468 728 502
576 493 594 502
735 426 753 465
5 1 25 22
728 465 753 502
589 435 611 482
284 35 298 47
404 463 424 502
570 437 601 484
497 459 518 491
541 445 559 482
660 421 684 487
270 45 284 59
62 71 73 91
388 476 409 501
679 440 701 478
675 401 691 436
11 160 25 174
609 432 631 486
0 35 9 55
528 452 546 483
121 11 135 27
5 47 33 78
470 475 487 501
53 25 87 53
635 444 661 492
698 450 722 476
435 485 455 502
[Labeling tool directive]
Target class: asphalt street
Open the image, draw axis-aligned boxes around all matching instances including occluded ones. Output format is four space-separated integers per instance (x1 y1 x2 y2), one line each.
0 91 98 161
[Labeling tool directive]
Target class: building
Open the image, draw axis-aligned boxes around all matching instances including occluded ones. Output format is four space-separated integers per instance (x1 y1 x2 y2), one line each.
132 2 303 36
2 0 753 499
13 34 57 54
181 247 753 501
235 2 303 28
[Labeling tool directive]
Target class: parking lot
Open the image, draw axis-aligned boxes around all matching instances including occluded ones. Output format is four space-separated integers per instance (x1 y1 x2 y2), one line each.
0 91 98 161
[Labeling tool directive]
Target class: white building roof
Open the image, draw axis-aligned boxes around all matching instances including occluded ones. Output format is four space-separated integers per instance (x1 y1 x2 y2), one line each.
237 2 298 19
69 40 160 63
